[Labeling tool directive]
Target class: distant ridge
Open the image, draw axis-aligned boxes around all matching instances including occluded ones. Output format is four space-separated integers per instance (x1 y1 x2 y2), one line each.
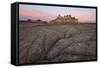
19 14 95 24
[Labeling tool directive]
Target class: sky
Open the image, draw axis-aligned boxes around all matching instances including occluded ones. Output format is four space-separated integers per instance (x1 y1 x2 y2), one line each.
19 4 96 23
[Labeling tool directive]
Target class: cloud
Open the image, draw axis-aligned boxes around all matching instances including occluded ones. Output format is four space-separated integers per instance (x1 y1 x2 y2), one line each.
19 5 96 23
19 7 57 21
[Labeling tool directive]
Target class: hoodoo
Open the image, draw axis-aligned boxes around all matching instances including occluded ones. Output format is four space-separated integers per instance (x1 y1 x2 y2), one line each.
49 14 78 24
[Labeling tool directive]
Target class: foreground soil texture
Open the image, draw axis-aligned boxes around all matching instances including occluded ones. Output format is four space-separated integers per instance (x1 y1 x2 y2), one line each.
19 22 96 64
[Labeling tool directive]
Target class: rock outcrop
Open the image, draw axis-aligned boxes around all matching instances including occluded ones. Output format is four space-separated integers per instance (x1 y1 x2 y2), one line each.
19 22 96 64
49 14 78 24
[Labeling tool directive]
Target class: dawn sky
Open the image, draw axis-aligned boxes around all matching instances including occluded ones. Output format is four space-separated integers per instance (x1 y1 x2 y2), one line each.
19 4 96 23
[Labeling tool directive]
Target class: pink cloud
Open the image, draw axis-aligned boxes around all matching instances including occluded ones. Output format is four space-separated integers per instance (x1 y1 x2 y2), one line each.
71 10 96 23
19 7 57 21
19 6 96 23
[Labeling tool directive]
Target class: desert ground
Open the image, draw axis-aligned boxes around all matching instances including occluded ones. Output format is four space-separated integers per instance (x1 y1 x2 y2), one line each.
19 22 96 64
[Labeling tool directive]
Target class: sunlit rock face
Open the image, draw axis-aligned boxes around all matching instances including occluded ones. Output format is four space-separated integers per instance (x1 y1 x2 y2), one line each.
49 14 78 24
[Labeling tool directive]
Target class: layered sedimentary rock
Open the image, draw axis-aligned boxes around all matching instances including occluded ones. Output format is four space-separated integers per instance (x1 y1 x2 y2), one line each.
49 14 78 24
